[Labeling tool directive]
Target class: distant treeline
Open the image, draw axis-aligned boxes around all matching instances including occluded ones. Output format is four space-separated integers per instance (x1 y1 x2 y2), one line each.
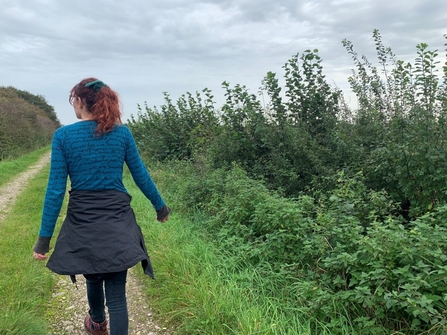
0 86 60 160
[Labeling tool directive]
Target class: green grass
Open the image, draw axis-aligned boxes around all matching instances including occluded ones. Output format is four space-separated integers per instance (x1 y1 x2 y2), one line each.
0 146 50 187
0 160 55 334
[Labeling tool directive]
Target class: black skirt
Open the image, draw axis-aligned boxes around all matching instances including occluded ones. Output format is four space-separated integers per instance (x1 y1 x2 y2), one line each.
46 189 154 279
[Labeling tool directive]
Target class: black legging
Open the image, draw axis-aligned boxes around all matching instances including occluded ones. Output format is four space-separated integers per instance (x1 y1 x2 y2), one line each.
84 270 128 335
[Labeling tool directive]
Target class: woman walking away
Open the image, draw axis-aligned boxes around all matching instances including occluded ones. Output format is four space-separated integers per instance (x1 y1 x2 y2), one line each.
33 77 171 335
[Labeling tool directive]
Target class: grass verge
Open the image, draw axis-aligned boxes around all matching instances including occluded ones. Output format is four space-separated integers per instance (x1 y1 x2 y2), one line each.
0 160 55 334
0 146 50 187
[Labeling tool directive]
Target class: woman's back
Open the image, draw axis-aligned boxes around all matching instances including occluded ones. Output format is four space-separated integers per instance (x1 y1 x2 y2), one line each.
53 120 128 192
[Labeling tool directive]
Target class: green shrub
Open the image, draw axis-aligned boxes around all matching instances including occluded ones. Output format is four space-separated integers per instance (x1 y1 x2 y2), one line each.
127 89 219 161
175 163 447 333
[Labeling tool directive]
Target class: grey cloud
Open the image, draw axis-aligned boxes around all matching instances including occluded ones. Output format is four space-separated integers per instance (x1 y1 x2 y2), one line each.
0 0 445 125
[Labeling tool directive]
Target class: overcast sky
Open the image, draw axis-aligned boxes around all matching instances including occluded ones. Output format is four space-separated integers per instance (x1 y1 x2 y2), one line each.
1 0 446 125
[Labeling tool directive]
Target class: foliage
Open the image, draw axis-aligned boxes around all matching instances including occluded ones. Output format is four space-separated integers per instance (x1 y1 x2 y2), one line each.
5 86 61 125
131 49 343 197
215 50 344 196
127 165 353 335
129 32 447 214
340 30 447 218
0 87 59 160
170 162 447 333
127 30 447 333
127 89 219 161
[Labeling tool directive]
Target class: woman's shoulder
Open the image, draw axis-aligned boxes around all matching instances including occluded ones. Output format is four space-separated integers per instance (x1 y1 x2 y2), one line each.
113 124 133 136
115 123 131 131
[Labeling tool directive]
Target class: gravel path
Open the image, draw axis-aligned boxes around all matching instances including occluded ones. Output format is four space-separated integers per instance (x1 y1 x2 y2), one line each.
0 152 171 335
0 152 51 221
46 269 170 334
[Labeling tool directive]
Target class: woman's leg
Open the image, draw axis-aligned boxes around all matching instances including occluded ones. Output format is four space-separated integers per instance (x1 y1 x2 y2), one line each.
84 274 106 323
104 270 128 335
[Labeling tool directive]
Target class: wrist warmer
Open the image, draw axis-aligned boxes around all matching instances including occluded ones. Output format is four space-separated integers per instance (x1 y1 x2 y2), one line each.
33 236 51 254
156 204 171 221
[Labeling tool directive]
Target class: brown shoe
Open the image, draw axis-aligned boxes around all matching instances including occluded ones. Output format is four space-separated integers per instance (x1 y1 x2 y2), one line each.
84 314 108 335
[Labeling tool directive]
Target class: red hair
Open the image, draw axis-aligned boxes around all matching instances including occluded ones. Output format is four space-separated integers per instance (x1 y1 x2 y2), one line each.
69 77 122 135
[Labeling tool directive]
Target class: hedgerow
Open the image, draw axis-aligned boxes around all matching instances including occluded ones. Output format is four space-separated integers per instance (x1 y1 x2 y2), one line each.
129 30 447 333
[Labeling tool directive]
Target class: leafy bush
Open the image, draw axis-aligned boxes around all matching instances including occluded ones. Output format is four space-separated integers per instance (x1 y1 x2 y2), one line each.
173 163 447 333
340 31 447 218
210 50 343 196
130 31 447 334
127 89 219 161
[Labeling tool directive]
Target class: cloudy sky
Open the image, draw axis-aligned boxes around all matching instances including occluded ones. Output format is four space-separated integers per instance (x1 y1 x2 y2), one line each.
1 0 446 125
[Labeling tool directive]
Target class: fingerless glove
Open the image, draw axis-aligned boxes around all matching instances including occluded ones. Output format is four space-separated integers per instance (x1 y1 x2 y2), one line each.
33 236 51 254
156 204 171 221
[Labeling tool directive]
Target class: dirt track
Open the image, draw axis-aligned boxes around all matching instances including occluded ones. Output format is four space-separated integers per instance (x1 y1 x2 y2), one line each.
0 152 50 221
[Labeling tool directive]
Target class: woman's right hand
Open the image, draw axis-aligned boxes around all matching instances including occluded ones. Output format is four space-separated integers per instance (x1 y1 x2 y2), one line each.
158 215 169 223
156 205 171 223
33 252 48 260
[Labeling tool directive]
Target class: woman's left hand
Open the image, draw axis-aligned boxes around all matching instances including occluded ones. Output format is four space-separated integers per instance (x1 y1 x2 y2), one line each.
33 252 48 260
158 215 169 223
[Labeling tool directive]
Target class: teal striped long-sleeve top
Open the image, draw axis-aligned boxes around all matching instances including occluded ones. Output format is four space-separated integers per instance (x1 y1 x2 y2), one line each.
39 120 165 238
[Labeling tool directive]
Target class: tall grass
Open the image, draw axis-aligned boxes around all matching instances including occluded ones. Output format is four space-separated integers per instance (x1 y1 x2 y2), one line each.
0 146 49 187
0 161 55 334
